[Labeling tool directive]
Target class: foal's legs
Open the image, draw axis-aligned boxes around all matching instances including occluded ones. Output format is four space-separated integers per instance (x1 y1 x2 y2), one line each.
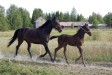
39 43 53 62
76 46 85 67
54 46 63 61
64 45 69 64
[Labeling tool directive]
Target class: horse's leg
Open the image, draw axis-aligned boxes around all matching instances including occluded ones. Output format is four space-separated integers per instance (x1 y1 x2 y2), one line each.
75 46 82 62
64 45 69 65
14 40 23 57
39 43 53 62
75 55 81 63
39 51 47 58
27 42 32 58
76 46 86 67
54 46 63 61
39 45 47 58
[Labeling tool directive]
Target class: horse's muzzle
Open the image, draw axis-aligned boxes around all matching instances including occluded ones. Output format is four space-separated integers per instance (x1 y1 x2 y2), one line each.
88 32 92 36
59 29 62 33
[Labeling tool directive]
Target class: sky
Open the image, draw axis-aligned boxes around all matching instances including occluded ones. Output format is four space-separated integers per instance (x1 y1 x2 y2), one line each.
0 0 112 18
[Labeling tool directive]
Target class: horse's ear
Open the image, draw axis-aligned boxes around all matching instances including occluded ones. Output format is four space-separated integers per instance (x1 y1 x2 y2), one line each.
52 16 58 21
52 16 56 20
85 23 88 26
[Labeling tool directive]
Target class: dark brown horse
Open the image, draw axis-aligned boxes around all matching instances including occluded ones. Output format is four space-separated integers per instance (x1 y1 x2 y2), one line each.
7 17 62 62
50 24 92 66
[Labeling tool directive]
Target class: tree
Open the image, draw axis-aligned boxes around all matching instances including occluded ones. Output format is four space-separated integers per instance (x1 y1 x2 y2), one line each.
7 4 23 30
104 12 112 27
19 8 31 27
43 13 48 19
31 8 43 26
92 19 99 28
44 13 52 20
59 12 64 21
96 14 104 23
77 14 85 22
0 5 9 31
88 12 104 28
70 7 77 21
55 11 60 18
63 12 70 21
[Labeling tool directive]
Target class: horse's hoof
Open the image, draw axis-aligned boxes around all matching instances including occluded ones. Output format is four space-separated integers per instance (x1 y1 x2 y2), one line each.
75 60 78 64
31 57 34 61
37 55 43 60
51 60 54 63
39 55 44 58
83 64 86 67
14 55 16 58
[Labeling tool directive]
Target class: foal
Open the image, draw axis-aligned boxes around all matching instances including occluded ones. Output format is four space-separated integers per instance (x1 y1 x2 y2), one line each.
50 24 92 66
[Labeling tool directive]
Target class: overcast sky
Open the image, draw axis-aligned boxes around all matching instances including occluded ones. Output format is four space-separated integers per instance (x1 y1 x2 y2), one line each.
0 0 112 18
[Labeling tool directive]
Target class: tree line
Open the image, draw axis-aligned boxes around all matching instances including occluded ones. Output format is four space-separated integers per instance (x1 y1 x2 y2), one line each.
0 4 112 31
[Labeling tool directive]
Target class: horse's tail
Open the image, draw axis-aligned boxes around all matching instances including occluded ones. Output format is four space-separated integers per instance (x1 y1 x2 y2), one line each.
50 36 59 40
7 29 20 47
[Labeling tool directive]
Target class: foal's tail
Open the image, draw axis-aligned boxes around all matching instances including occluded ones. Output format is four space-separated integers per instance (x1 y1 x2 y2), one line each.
50 36 59 40
7 29 20 47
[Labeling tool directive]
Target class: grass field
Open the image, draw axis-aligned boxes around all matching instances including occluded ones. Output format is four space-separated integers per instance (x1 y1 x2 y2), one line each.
0 60 112 75
0 28 112 62
0 28 112 75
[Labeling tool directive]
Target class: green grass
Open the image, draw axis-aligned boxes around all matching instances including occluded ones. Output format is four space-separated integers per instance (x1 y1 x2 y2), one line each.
0 60 59 75
0 60 112 75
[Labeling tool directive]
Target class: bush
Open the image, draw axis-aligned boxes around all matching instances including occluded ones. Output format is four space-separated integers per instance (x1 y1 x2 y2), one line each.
71 23 74 29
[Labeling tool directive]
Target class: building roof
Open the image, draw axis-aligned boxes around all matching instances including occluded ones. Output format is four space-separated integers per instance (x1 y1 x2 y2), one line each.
60 22 73 26
60 22 92 27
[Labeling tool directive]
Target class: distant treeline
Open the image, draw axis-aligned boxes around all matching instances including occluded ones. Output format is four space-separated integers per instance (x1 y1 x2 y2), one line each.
0 4 112 31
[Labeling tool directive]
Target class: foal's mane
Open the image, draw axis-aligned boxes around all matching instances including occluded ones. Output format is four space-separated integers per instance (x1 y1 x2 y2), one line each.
75 27 83 35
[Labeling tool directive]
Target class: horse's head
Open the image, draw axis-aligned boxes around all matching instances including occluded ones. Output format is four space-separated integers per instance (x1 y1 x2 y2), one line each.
81 23 92 36
51 16 62 32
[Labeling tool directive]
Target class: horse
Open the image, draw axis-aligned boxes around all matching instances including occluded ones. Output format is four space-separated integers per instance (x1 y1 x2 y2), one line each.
7 16 62 62
50 23 92 66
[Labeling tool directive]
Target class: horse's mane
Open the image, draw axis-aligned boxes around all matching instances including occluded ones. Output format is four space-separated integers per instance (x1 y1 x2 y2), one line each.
38 20 51 29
